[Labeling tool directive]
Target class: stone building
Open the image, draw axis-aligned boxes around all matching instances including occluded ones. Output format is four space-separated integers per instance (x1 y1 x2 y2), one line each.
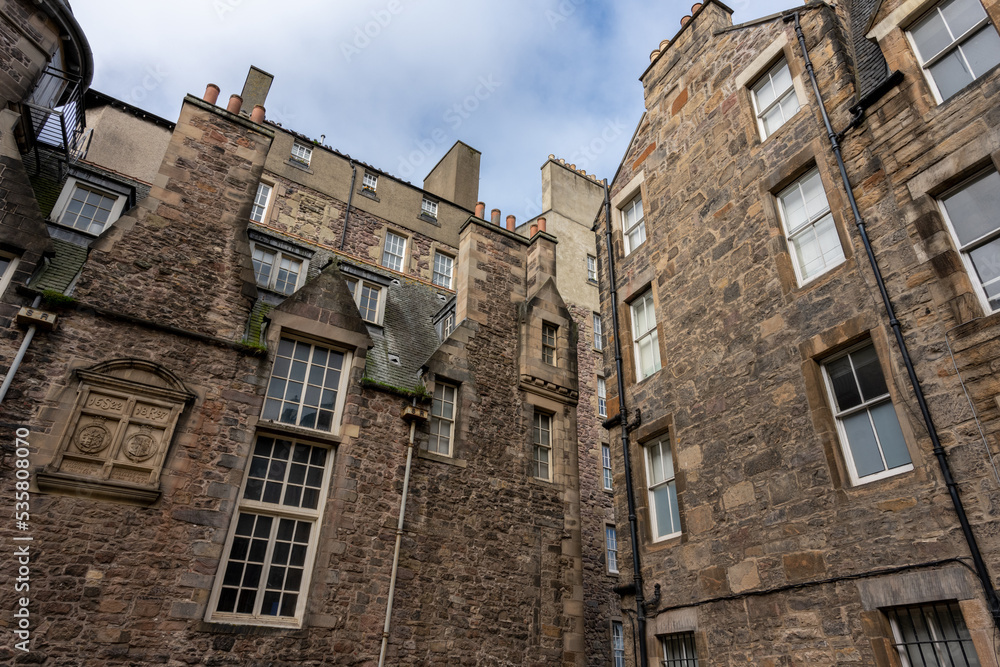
599 0 1000 665
0 28 616 666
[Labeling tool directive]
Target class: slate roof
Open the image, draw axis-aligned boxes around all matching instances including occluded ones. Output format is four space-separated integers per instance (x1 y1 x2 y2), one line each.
850 0 891 99
32 238 87 293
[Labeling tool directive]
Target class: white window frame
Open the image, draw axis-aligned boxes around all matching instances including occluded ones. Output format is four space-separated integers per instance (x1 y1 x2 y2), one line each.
645 440 681 542
426 382 457 457
621 193 646 255
362 172 378 193
593 312 604 351
206 434 334 628
51 178 128 235
251 242 306 295
822 341 913 486
630 290 661 381
776 168 845 285
906 0 1000 103
532 411 552 481
886 601 981 667
0 251 20 298
587 254 598 283
750 57 801 139
432 252 454 289
260 337 351 434
382 230 407 273
421 197 438 219
290 142 312 165
938 168 1000 314
602 443 613 491
437 308 456 339
251 182 273 223
597 376 607 418
604 524 619 574
345 278 386 325
612 621 626 667
542 322 557 366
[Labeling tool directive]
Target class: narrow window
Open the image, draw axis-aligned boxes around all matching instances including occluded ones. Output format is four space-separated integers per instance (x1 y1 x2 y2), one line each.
612 621 626 667
750 58 801 138
908 0 1000 101
421 197 438 219
598 377 607 418
0 250 20 298
602 443 613 491
210 435 332 624
290 142 312 165
438 308 456 339
261 338 346 433
645 440 681 541
661 632 699 666
251 182 272 222
587 254 598 282
542 322 557 366
532 412 552 480
886 602 981 667
382 231 407 272
776 168 845 283
362 172 378 192
630 290 661 381
823 342 912 485
939 169 1000 312
593 312 604 351
426 382 457 456
433 252 454 289
621 193 645 255
605 525 619 573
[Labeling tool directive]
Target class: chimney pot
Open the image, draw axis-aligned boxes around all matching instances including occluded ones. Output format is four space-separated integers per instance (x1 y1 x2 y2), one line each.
251 104 265 123
650 50 661 62
491 208 501 225
530 222 539 237
692 3 703 13
475 202 486 219
227 94 243 114
204 84 220 105
506 215 516 231
660 39 671 50
681 15 691 26
537 217 547 233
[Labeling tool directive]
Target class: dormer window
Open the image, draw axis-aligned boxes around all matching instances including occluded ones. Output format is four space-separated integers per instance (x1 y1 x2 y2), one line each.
252 245 303 295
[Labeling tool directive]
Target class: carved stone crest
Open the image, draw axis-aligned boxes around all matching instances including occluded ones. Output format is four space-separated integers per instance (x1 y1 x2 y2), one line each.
76 421 111 454
125 425 158 463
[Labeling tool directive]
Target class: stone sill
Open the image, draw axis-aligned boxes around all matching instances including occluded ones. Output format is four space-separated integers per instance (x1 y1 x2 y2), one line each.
416 449 468 468
359 189 379 202
285 158 314 174
417 212 440 226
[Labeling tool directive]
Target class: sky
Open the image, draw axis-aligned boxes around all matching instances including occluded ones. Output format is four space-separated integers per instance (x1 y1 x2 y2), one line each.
72 0 797 221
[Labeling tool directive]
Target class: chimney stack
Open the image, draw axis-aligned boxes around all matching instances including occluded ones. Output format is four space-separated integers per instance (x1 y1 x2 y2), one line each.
239 65 274 116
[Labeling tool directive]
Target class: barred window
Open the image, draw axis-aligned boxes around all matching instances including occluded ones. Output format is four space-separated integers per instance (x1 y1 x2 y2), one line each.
661 632 699 666
887 602 981 667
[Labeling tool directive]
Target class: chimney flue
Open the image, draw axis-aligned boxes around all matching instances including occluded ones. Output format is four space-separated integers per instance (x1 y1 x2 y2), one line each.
204 84 220 105
491 209 501 225
227 94 243 114
530 222 539 237
475 202 486 219
537 217 547 233
251 104 265 123
506 215 516 231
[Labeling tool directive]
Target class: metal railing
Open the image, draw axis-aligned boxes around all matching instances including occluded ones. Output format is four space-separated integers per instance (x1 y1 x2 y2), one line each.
21 66 89 172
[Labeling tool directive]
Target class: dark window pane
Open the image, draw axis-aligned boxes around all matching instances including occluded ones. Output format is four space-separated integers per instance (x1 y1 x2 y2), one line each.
261 590 281 616
279 593 298 617
263 481 282 504
851 345 888 401
222 561 244 587
827 356 861 410
236 589 256 614
217 587 237 612
243 478 263 502
284 485 302 507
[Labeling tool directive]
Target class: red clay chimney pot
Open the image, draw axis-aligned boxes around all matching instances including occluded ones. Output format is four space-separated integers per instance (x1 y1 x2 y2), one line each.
491 208 501 225
204 84 220 105
475 202 486 218
537 217 547 233
227 94 243 114
251 104 265 123
506 215 516 231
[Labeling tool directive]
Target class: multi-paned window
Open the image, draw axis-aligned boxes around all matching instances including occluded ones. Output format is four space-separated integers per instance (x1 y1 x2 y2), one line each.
661 632 700 667
886 602 981 667
433 252 454 289
604 525 619 573
362 172 378 192
210 435 332 624
645 440 681 541
598 376 607 418
908 0 1000 102
290 142 312 165
426 382 457 456
59 183 119 234
602 443 613 491
631 290 661 381
751 58 801 138
252 245 303 295
345 278 383 325
532 412 552 481
939 169 1000 312
612 621 626 667
621 193 645 255
776 168 845 284
251 182 272 223
382 231 407 272
593 312 604 351
823 342 911 485
587 254 598 282
422 197 438 219
262 338 345 433
542 323 557 366
0 250 19 298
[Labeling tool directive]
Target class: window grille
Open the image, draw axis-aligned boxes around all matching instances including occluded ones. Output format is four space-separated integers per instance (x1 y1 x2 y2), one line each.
887 602 981 667
660 632 699 666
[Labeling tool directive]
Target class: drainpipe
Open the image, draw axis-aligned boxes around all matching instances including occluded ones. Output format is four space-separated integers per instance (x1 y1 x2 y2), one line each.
787 11 1000 629
339 160 358 250
378 398 425 666
602 180 649 667
0 296 42 406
